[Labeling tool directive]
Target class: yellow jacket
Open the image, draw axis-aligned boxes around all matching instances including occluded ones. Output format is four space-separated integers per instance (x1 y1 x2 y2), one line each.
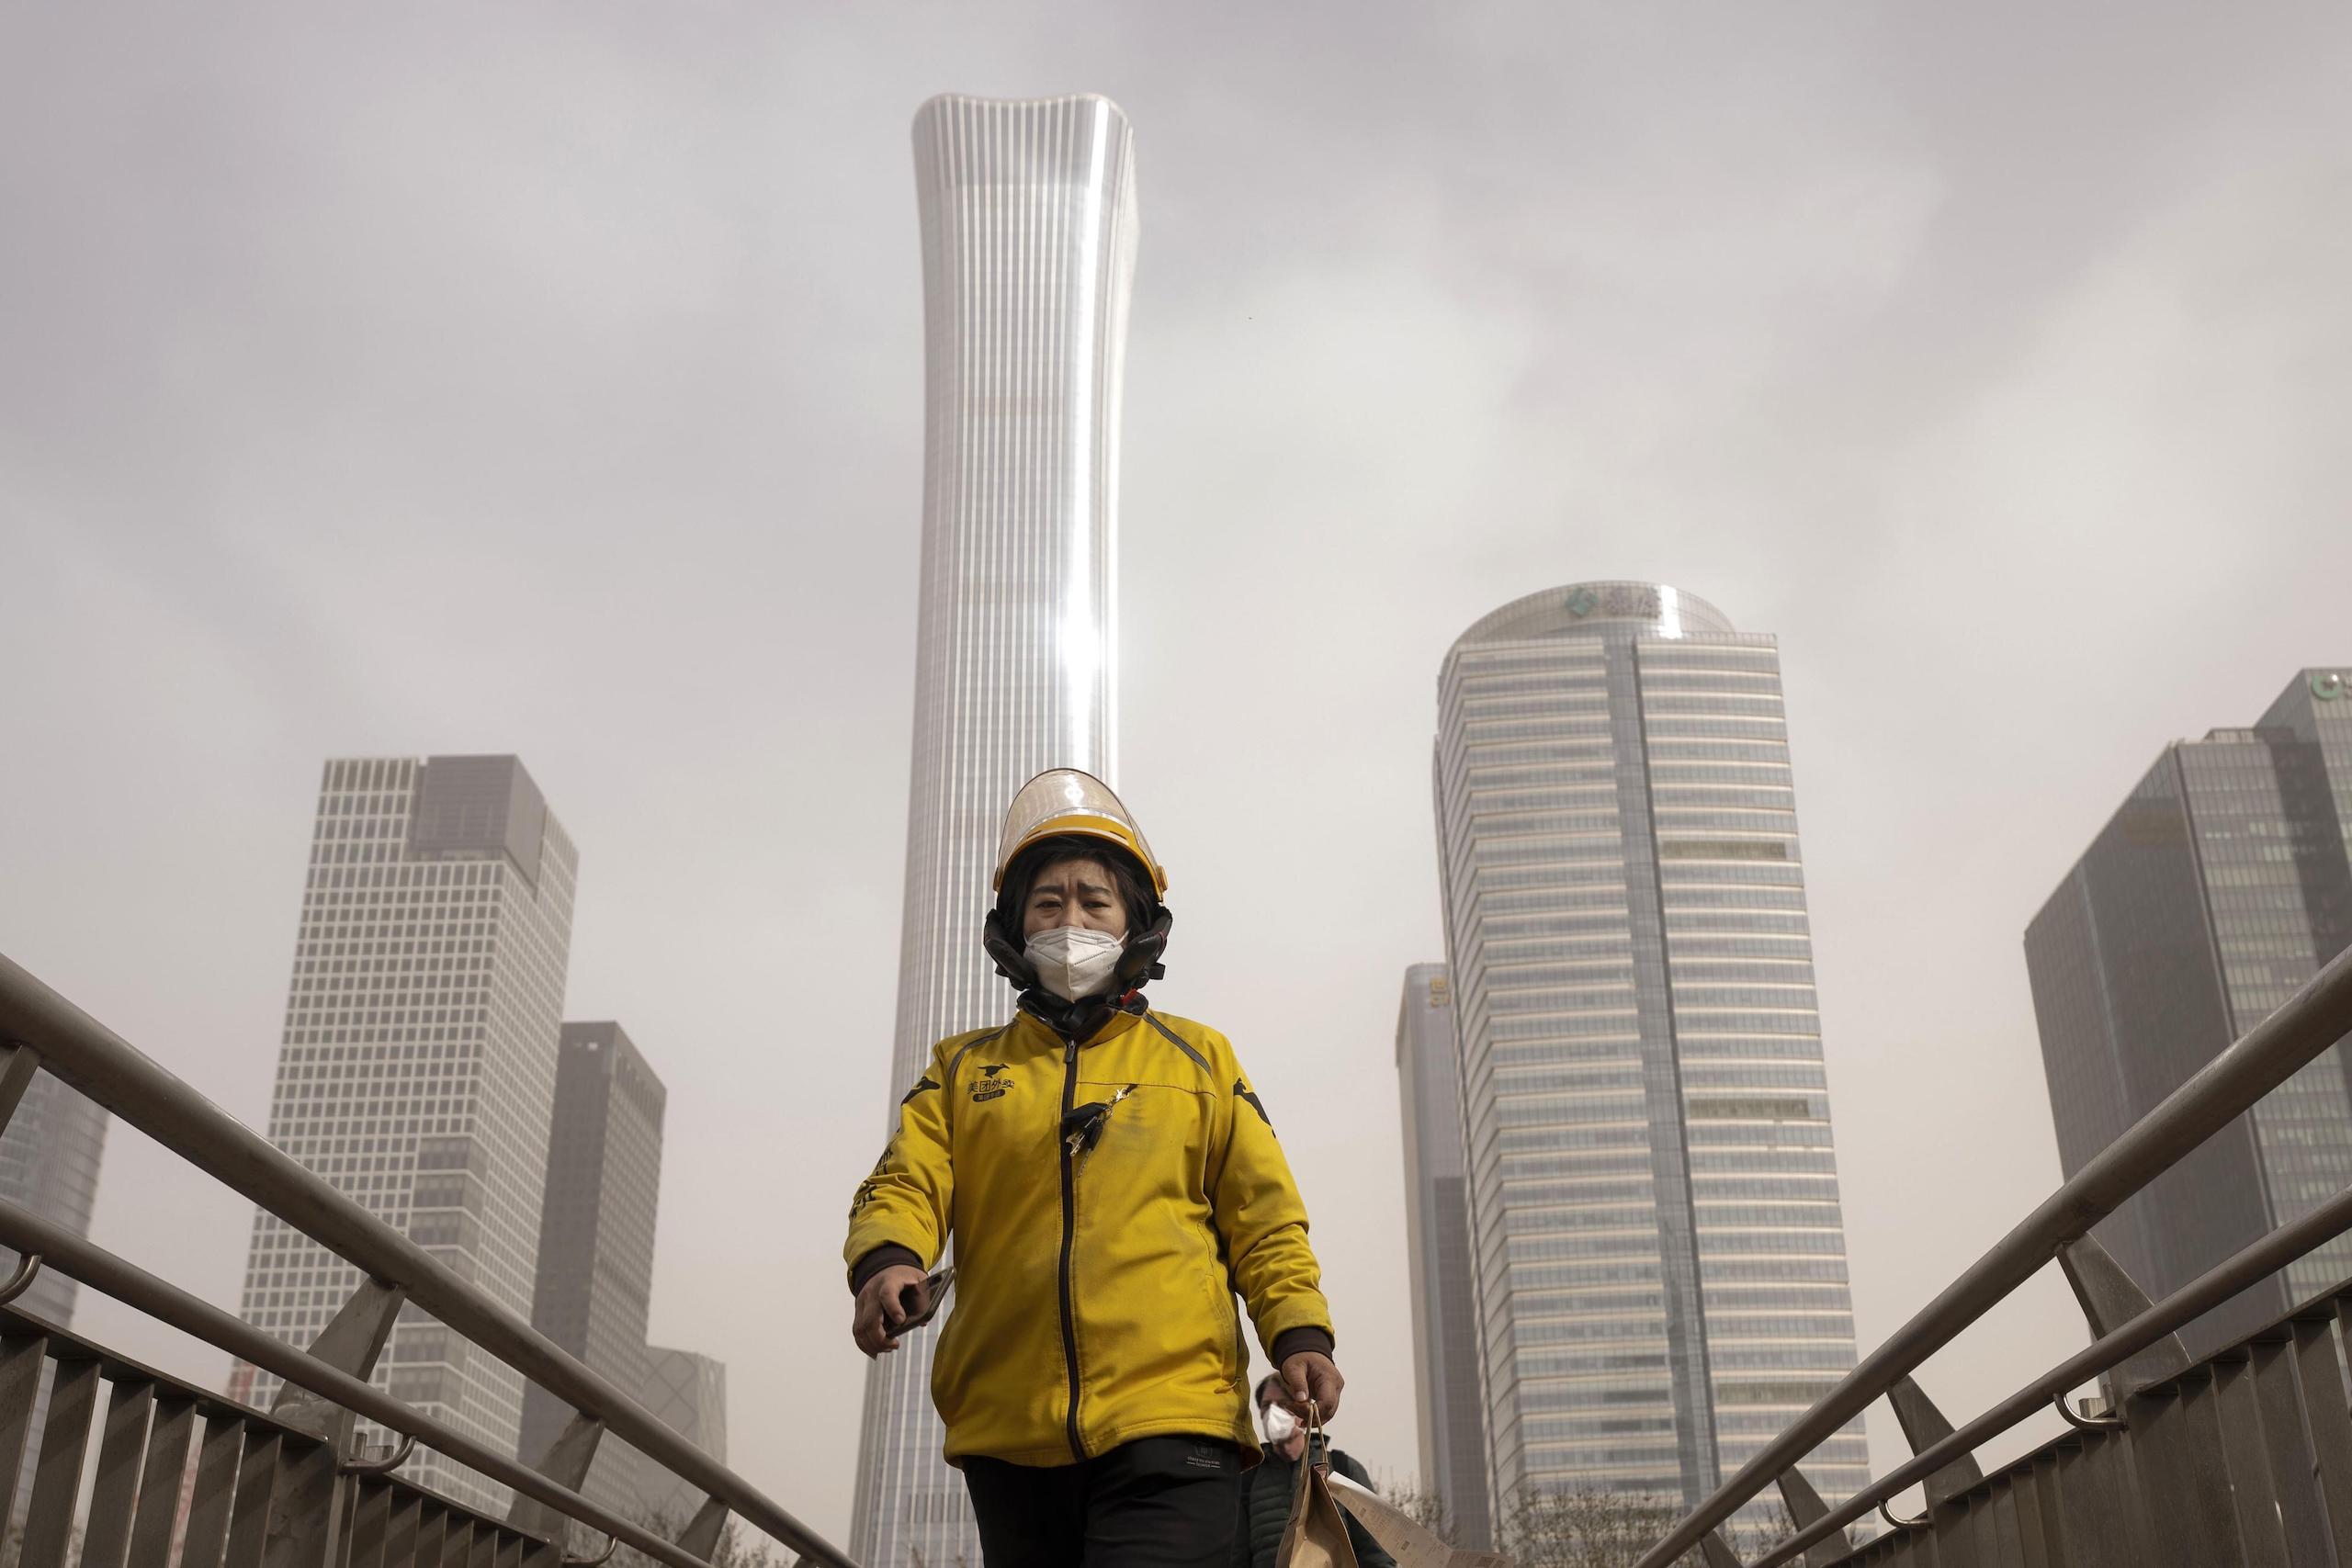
844 1006 1334 1468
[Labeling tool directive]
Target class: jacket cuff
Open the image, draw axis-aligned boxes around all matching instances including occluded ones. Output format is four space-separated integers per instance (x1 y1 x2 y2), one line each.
849 1244 922 1296
1269 1326 1335 1365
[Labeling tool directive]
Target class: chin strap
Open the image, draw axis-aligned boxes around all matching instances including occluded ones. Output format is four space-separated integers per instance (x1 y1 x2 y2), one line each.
984 906 1174 1041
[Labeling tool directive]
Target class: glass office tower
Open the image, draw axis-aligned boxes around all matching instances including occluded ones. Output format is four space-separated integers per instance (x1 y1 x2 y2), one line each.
0 1065 108 1521
852 93 1139 1568
1396 963 1494 1548
636 1348 729 1526
521 1021 666 1515
1433 582 1867 1526
2027 668 2352 1355
237 755 578 1509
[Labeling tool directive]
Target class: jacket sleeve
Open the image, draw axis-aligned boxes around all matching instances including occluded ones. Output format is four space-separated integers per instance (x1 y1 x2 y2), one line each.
1209 1037 1336 1359
842 1041 956 1288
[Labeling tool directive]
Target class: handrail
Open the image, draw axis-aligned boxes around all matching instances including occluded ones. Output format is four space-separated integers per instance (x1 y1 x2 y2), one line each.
1634 935 2352 1567
0 951 856 1568
1750 1172 2352 1565
0 1200 709 1568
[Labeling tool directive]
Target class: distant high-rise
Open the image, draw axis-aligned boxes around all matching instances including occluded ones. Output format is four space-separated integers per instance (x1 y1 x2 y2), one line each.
1433 582 1867 1525
853 92 1138 1568
237 755 578 1509
2027 668 2352 1354
0 1070 107 1327
636 1347 728 1526
1395 964 1492 1549
521 1022 666 1515
0 1065 108 1520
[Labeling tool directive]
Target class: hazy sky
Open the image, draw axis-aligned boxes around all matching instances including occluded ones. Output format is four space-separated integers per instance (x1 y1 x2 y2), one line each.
6 0 2352 1551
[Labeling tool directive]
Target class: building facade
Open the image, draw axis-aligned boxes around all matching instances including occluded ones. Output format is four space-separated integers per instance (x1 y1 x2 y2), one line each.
635 1347 729 1527
0 1064 109 1519
237 755 578 1509
1395 963 1493 1549
852 92 1139 1568
1433 582 1868 1526
0 1069 107 1327
2027 668 2352 1354
520 1021 667 1516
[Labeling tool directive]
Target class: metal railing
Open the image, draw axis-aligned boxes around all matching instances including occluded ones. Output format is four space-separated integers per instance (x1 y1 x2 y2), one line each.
0 952 856 1568
1635 939 2352 1568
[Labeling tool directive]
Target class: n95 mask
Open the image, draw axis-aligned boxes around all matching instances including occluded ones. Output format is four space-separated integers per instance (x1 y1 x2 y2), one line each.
1024 927 1125 1002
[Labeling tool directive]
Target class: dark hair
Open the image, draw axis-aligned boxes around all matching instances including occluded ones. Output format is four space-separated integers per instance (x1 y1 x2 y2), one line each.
1254 1374 1284 1410
1000 834 1157 933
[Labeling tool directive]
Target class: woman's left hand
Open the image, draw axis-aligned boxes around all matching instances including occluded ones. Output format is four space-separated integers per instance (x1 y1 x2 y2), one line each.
1279 1349 1344 1421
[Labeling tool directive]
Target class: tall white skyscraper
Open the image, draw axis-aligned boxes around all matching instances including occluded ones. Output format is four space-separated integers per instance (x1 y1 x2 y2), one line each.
235 755 578 1510
1433 583 1866 1529
852 93 1139 1568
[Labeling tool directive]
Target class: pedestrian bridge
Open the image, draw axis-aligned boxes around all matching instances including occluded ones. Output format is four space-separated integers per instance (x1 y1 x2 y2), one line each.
0 953 855 1568
12 934 2352 1568
1639 942 2352 1568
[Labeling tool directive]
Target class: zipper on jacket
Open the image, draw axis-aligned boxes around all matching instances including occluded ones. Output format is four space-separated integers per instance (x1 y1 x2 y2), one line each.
1057 1037 1086 1461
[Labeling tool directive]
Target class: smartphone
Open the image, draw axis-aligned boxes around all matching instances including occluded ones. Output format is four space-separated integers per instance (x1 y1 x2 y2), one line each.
896 1264 955 1332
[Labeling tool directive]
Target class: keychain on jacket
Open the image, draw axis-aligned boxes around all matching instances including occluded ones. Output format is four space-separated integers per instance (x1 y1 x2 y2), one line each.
1275 1401 1359 1568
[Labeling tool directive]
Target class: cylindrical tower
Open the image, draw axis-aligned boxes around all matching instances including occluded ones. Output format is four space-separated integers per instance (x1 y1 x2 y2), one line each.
852 93 1138 1568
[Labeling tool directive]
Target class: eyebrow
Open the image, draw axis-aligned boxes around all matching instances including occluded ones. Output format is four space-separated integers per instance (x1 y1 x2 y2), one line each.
1031 875 1114 897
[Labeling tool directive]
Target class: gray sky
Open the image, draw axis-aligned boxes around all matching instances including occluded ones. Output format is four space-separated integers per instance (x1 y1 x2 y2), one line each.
6 0 2352 1548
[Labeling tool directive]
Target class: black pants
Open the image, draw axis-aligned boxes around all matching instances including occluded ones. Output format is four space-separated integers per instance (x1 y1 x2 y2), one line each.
963 1437 1241 1567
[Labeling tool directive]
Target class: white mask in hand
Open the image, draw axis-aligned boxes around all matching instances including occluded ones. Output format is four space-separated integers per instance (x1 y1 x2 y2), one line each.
1024 927 1125 1002
1261 1402 1300 1445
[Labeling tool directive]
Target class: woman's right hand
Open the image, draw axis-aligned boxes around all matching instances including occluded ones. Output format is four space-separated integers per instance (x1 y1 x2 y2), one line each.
852 1263 931 1357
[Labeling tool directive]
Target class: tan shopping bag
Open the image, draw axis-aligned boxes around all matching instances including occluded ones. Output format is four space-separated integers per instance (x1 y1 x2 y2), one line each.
1326 1471 1514 1568
1274 1404 1359 1568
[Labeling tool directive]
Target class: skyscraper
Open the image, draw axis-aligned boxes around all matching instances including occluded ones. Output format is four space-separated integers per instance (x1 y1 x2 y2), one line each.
635 1347 729 1526
521 1021 666 1516
237 755 578 1509
853 92 1138 1568
1395 964 1492 1549
0 1070 107 1327
2026 668 2352 1355
0 1065 108 1521
1432 582 1867 1526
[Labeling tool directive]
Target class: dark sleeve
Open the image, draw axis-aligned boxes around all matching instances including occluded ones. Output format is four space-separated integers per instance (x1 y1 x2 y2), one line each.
1331 1453 1396 1568
848 1243 922 1295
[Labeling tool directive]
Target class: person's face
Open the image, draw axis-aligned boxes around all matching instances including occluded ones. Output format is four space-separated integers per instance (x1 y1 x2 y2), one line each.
1021 858 1129 941
1257 1388 1306 1454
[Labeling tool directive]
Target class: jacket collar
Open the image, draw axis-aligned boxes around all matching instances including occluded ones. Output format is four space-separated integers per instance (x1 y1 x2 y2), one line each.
1008 998 1147 1050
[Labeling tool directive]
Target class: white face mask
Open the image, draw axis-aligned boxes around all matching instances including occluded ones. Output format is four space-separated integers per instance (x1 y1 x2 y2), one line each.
1261 1402 1299 1445
1024 926 1125 1003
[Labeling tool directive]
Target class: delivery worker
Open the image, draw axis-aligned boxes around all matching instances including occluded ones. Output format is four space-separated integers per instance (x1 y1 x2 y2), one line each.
845 769 1344 1567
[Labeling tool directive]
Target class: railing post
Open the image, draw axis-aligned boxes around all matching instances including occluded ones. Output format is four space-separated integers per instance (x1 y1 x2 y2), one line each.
1699 1529 1745 1568
0 1039 43 1127
1770 1467 1849 1568
1886 1376 1983 1514
676 1499 730 1561
2056 1235 2191 1401
266 1279 409 1568
508 1413 606 1541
